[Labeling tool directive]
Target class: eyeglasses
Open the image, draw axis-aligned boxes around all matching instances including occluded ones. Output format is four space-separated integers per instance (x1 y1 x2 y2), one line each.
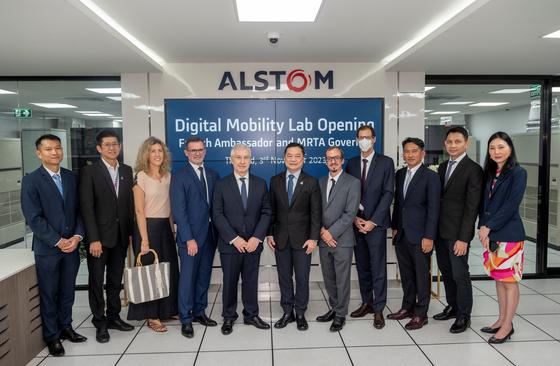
101 143 120 148
326 156 342 162
187 149 205 154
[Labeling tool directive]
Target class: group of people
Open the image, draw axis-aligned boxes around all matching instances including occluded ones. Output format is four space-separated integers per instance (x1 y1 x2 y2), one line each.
20 125 527 358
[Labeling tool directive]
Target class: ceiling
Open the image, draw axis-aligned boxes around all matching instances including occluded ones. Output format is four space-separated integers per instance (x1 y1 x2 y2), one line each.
1 0 559 75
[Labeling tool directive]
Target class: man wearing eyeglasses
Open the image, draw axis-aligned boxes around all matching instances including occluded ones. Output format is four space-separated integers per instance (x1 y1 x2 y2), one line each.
80 130 135 343
316 147 360 332
171 136 219 339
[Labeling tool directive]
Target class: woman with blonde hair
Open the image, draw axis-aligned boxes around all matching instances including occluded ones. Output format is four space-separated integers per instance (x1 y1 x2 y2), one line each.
127 137 179 332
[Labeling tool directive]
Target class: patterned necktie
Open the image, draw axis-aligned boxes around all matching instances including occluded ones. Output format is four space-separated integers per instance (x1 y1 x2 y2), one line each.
53 173 63 197
444 160 456 186
403 169 412 198
328 178 336 202
287 174 295 204
199 166 208 203
240 177 248 210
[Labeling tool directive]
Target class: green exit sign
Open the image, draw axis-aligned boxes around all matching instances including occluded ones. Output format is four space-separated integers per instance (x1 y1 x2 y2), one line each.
13 108 32 118
530 85 541 99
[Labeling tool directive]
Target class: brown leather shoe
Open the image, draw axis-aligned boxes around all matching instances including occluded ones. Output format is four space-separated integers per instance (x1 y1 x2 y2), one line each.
387 308 413 320
405 315 428 330
350 303 374 318
373 312 385 329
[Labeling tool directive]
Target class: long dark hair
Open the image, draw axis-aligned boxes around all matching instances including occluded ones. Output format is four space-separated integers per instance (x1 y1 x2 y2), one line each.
483 131 518 181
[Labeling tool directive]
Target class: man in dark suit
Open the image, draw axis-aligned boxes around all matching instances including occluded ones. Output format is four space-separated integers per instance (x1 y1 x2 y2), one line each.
433 126 483 333
317 147 361 332
80 130 135 343
267 142 321 331
212 144 272 335
389 137 440 330
345 125 394 329
21 134 87 357
171 136 219 338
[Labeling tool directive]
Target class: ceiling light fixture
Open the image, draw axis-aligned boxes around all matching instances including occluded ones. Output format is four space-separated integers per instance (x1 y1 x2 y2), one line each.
552 87 560 93
236 0 322 22
543 29 560 38
430 111 461 115
85 88 122 94
76 111 102 114
490 88 531 94
469 102 510 107
82 113 113 117
441 101 473 105
30 103 77 109
106 96 122 101
0 89 17 94
424 86 436 92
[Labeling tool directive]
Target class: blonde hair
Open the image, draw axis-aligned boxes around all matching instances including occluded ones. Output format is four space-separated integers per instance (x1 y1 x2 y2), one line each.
134 137 171 176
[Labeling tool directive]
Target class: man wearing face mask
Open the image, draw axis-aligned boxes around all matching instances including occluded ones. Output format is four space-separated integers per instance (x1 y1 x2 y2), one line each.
345 125 395 329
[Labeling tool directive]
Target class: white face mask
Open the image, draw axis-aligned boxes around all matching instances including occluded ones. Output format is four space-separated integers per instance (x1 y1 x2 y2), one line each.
358 138 373 152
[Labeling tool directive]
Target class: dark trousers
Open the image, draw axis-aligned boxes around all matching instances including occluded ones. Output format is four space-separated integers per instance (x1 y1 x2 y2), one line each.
35 250 80 342
354 228 387 312
220 252 261 321
395 235 431 318
435 238 472 317
178 228 216 324
275 246 312 315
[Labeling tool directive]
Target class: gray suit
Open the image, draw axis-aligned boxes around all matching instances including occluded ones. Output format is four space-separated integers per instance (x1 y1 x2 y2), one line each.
319 172 361 317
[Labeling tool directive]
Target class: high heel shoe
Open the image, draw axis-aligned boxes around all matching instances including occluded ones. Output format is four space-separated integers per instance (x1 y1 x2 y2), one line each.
480 326 500 334
488 327 514 344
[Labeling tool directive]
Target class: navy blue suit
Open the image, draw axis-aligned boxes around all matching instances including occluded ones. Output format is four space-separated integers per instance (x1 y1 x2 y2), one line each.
21 166 84 342
345 153 394 312
170 163 219 324
212 174 271 320
478 165 527 242
391 164 440 317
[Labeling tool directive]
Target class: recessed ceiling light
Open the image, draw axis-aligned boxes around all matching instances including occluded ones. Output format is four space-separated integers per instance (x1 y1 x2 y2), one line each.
106 96 122 101
430 111 461 115
424 109 434 113
543 29 560 38
85 88 121 94
552 87 560 93
441 101 473 105
0 89 17 94
236 0 322 22
469 102 510 107
424 86 436 92
77 111 102 114
82 113 113 117
30 103 77 109
490 88 531 94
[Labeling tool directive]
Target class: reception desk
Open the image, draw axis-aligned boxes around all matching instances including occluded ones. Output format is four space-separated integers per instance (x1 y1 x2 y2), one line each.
0 249 44 366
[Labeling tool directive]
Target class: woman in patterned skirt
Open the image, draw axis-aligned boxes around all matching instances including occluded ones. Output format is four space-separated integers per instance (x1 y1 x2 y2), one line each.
127 137 179 332
478 131 527 344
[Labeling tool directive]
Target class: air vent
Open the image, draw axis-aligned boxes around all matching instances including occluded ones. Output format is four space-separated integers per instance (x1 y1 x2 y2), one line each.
425 95 463 101
63 96 106 102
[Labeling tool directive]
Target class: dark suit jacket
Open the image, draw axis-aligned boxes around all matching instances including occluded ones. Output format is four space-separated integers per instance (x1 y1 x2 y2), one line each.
345 153 395 229
478 165 527 242
268 170 322 250
79 159 134 248
391 164 441 244
21 166 85 256
170 163 219 248
438 156 483 243
212 174 271 254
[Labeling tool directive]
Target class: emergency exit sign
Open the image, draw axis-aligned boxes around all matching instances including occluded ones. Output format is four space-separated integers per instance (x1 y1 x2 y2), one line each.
13 108 32 118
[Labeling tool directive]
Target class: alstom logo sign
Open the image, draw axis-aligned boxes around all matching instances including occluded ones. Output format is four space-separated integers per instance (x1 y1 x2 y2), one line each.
218 70 334 92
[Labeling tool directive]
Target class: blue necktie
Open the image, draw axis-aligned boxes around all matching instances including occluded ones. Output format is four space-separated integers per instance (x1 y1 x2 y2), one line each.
287 174 295 204
240 177 248 210
53 173 63 197
403 169 412 198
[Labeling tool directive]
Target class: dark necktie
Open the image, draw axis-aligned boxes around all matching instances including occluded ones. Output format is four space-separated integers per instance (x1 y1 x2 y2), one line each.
287 174 295 204
240 177 248 210
360 158 368 203
403 169 412 198
444 160 456 186
199 166 208 203
328 178 336 202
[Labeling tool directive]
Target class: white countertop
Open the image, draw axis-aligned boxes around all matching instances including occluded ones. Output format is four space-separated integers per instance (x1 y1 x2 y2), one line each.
0 249 35 282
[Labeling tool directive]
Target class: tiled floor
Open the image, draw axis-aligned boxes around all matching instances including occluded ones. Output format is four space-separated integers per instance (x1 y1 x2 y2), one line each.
26 278 560 366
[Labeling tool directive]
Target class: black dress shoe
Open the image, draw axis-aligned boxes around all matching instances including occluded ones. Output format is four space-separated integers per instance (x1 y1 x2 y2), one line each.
193 314 218 327
481 326 501 334
47 340 65 357
296 314 308 331
350 303 374 318
330 316 345 332
316 310 336 322
221 319 234 335
274 312 295 329
433 305 457 321
181 323 194 338
450 316 471 334
108 318 134 331
373 312 385 329
405 315 428 330
60 327 87 343
96 325 110 343
244 316 271 329
488 327 514 344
